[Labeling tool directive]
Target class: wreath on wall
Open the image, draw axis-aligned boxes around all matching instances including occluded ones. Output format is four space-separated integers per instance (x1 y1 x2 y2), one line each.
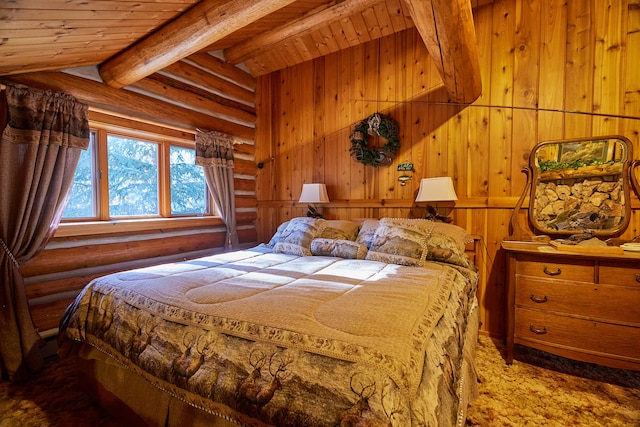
349 112 400 167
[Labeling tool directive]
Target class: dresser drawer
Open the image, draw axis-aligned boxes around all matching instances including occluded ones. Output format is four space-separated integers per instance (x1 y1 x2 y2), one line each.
599 261 640 287
516 277 640 324
515 308 640 361
515 255 594 282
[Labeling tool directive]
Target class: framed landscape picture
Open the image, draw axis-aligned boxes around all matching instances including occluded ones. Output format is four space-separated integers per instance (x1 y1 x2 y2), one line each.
558 140 608 163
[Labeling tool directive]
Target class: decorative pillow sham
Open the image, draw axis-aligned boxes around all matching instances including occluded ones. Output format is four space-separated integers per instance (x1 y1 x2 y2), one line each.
273 217 327 256
320 220 360 241
355 219 380 249
310 238 368 259
365 218 433 266
424 229 474 269
421 221 474 269
430 222 474 252
266 220 290 248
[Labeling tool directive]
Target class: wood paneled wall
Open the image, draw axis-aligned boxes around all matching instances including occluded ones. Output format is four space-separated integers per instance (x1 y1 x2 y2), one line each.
255 0 640 338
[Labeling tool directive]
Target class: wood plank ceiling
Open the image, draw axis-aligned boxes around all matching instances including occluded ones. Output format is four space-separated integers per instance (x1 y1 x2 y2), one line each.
1 0 489 104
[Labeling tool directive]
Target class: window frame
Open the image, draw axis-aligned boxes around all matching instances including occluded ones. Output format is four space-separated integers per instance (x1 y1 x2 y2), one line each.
57 114 219 237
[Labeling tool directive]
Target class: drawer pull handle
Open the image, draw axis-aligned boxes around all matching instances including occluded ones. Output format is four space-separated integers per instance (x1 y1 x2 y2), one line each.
636 273 640 283
543 266 562 276
530 294 548 303
529 324 547 335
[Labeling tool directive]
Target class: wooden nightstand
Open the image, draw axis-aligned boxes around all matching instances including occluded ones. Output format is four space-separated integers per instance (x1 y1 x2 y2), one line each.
501 240 640 371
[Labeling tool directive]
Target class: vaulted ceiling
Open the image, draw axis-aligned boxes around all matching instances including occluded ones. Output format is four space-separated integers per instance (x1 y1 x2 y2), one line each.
1 0 490 103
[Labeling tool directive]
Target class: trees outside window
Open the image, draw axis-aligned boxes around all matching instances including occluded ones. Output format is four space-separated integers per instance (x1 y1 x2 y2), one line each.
107 135 159 217
63 131 97 219
170 145 207 215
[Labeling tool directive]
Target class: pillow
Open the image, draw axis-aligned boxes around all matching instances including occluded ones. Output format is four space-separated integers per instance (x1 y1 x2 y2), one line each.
273 217 327 256
320 220 360 241
365 218 433 266
425 231 474 269
355 219 380 249
266 220 290 248
310 238 368 259
424 221 474 269
430 222 474 252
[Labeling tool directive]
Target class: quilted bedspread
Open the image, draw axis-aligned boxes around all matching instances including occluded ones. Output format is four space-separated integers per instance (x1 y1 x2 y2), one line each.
60 246 478 426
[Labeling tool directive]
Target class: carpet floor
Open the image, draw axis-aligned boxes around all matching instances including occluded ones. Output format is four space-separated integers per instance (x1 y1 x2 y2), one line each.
466 336 640 426
0 335 638 426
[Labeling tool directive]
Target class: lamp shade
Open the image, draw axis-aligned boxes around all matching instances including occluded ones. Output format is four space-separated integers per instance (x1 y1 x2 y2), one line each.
415 177 458 202
298 183 330 203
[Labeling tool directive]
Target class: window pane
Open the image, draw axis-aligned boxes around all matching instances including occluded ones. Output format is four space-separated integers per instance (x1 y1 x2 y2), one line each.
170 145 208 215
107 135 159 216
62 131 97 219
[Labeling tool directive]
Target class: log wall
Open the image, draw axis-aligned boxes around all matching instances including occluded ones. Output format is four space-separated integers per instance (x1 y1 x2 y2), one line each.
255 0 640 338
7 54 259 337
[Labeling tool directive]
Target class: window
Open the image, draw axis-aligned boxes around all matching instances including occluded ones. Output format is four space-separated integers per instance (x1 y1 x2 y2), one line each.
107 135 159 217
63 131 97 219
169 145 207 215
63 125 210 222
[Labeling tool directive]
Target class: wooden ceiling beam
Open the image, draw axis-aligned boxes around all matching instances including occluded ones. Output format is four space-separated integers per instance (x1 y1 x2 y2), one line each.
5 72 254 139
224 0 385 65
98 0 297 89
403 0 482 103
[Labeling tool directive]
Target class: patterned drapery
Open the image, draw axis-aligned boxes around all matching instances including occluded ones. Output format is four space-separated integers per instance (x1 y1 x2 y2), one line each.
0 83 89 381
195 130 239 250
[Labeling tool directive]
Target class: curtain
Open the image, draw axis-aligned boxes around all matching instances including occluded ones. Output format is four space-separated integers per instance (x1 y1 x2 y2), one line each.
195 130 239 250
0 84 89 381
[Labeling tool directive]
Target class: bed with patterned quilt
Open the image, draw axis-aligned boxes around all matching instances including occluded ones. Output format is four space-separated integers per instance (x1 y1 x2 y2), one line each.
58 217 480 426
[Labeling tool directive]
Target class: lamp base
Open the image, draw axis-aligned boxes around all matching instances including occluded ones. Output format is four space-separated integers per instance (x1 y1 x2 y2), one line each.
306 205 324 219
424 205 452 223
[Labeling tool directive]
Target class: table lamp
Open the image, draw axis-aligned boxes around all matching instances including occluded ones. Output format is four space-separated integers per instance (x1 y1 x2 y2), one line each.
415 177 458 222
298 183 330 218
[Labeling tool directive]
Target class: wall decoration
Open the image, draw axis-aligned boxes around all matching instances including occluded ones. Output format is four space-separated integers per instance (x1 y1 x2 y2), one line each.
558 140 608 164
397 162 414 186
349 112 400 167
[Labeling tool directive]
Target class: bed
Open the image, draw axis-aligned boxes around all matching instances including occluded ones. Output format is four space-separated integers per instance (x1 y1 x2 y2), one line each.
58 217 480 426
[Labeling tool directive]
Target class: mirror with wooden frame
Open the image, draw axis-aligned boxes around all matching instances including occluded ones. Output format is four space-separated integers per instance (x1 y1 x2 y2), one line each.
509 135 635 240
